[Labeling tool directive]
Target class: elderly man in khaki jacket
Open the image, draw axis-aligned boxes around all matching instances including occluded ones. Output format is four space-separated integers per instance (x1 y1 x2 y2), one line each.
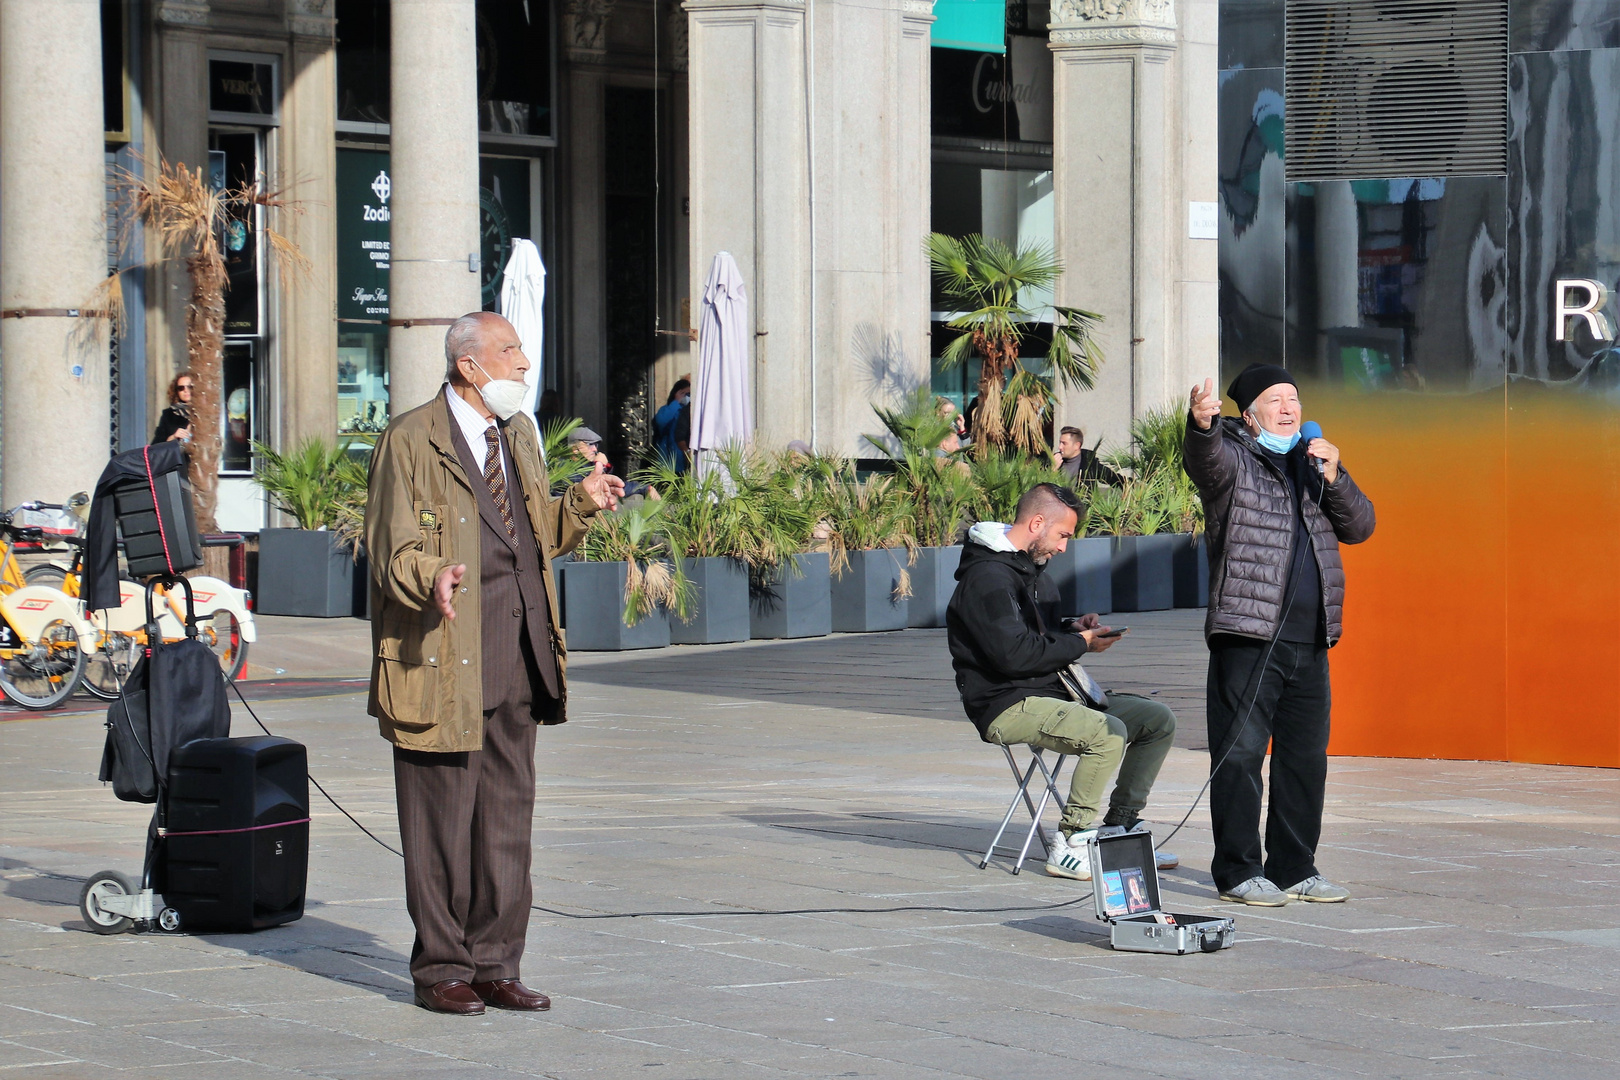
366 311 622 1015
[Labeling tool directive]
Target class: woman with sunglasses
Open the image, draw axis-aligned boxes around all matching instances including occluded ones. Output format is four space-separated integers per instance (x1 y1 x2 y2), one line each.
151 372 195 444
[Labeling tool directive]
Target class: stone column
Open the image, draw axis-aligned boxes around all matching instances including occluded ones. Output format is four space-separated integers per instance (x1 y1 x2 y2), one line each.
561 0 615 431
1049 0 1177 449
686 0 811 449
389 0 482 415
0 0 111 503
283 0 340 445
1315 179 1360 376
808 0 934 455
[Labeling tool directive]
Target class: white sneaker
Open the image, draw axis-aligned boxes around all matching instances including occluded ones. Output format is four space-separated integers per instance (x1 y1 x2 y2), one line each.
1045 829 1096 880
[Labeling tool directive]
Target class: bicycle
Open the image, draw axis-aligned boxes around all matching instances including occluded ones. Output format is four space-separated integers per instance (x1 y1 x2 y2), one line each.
0 509 96 709
28 533 255 699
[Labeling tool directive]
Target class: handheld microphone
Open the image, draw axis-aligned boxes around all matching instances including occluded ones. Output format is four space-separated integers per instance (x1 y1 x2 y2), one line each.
1299 420 1325 474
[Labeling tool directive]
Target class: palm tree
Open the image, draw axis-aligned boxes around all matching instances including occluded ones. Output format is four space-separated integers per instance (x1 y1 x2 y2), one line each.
116 155 308 532
927 233 1105 458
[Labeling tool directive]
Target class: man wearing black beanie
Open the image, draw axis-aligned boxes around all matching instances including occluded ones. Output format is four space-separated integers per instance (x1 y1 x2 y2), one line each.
1182 366 1376 906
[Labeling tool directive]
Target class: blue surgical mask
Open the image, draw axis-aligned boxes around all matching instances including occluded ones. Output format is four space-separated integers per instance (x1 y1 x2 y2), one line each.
1254 426 1300 454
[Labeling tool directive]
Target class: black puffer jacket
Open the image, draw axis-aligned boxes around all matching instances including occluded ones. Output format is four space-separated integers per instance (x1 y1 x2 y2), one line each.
1183 415 1376 644
946 527 1088 738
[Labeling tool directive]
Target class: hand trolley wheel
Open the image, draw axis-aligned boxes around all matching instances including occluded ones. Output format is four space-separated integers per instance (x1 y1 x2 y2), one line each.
79 871 135 935
157 907 182 933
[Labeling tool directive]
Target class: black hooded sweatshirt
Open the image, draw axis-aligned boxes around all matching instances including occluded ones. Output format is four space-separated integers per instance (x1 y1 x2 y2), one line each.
945 529 1090 739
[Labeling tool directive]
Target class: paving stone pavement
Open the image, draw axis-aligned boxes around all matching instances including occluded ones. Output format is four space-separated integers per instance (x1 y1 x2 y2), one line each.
1 610 1617 1078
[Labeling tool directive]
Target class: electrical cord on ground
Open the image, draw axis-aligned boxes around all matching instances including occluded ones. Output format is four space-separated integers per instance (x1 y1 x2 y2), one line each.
227 676 404 858
1152 466 1328 851
225 678 1100 921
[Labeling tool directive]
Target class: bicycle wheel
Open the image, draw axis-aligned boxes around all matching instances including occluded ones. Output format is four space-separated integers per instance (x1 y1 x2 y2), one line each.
82 631 140 701
23 562 71 590
200 611 249 682
0 619 87 710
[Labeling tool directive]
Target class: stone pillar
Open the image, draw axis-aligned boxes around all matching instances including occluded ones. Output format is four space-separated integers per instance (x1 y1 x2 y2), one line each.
283 0 340 446
0 0 111 504
389 0 481 415
1049 0 1178 449
1178 0 1218 406
686 0 811 450
561 0 615 431
808 0 934 455
1315 179 1360 376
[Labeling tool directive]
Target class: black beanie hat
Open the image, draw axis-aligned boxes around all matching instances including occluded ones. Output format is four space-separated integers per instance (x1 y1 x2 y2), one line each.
1226 363 1296 414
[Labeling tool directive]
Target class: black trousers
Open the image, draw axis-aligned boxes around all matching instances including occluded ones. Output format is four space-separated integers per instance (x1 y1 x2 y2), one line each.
1206 638 1331 892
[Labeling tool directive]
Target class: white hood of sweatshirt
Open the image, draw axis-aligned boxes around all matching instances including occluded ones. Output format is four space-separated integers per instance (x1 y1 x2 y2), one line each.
967 521 1016 552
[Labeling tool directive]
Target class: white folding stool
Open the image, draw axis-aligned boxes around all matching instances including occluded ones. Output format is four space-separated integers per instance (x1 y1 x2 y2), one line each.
978 745 1070 874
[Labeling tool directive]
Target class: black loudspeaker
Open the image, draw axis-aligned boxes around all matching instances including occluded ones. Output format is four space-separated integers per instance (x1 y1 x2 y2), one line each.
163 736 309 932
115 469 204 577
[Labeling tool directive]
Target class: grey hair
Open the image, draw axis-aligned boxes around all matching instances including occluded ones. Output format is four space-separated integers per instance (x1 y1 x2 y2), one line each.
443 313 490 381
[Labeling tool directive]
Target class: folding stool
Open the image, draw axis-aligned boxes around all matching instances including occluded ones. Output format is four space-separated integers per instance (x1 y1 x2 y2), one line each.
978 745 1070 874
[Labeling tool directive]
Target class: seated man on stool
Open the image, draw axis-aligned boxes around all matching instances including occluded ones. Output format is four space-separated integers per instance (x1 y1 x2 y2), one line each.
946 483 1178 879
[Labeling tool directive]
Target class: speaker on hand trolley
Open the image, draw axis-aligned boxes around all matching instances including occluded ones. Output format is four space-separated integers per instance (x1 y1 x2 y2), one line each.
114 467 204 578
162 736 309 932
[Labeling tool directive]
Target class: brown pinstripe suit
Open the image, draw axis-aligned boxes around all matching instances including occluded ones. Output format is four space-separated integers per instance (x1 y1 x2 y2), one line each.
391 418 558 988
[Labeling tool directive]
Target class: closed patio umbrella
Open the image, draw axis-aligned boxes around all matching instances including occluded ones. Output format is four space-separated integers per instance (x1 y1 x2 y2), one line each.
498 237 547 426
692 251 752 477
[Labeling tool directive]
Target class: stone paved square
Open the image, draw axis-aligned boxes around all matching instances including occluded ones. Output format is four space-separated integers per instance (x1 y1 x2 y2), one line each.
2 611 1617 1077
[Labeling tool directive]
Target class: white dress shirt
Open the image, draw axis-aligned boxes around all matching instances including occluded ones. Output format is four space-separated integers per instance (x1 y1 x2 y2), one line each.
445 384 509 486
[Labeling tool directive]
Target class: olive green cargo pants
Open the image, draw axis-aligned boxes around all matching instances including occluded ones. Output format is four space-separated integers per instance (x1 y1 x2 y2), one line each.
984 693 1176 836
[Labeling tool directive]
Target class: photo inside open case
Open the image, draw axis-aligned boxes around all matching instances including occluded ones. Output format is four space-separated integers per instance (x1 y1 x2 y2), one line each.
1087 830 1236 955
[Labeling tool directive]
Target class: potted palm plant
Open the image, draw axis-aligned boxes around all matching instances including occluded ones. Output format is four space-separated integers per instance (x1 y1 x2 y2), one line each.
644 449 808 645
928 232 1104 459
871 388 978 628
253 438 368 617
807 458 918 633
744 452 830 640
1098 405 1206 611
565 501 692 650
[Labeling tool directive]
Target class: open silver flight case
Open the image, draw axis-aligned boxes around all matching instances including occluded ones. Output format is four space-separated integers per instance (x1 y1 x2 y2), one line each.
1087 829 1235 954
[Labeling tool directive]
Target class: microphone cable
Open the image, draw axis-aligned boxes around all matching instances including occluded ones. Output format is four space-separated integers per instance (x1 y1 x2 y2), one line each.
227 676 1108 921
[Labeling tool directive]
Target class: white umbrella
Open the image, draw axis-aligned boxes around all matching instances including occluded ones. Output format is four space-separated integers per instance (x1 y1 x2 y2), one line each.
498 237 547 426
692 251 752 477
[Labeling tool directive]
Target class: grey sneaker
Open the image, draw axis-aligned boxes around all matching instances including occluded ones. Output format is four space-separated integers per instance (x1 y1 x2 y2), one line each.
1219 876 1289 906
1121 819 1178 871
1284 876 1350 903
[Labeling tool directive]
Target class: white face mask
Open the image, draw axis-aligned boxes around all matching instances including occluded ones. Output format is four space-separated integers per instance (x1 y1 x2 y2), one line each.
468 359 528 421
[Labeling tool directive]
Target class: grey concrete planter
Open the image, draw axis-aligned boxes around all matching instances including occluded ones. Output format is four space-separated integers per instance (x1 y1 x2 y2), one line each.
671 557 750 645
560 560 671 650
831 548 910 633
1110 534 1176 612
256 529 354 618
907 545 962 628
1171 533 1209 608
750 552 831 639
1046 536 1113 617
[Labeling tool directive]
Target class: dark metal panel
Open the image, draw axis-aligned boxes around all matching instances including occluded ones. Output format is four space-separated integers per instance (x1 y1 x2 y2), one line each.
1220 0 1285 72
1508 48 1620 383
1511 0 1620 53
1219 67 1289 380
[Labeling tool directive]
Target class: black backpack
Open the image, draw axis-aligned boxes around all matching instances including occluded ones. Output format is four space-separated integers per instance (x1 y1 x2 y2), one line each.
99 578 230 803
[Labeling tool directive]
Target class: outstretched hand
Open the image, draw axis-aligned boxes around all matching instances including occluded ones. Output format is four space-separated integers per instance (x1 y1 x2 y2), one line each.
1189 378 1222 430
580 471 625 511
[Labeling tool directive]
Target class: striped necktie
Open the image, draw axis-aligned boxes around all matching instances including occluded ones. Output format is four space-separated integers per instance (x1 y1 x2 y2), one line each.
483 426 517 540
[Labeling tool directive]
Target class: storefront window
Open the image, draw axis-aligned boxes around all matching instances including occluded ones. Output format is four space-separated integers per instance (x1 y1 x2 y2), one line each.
222 342 257 474
338 333 390 434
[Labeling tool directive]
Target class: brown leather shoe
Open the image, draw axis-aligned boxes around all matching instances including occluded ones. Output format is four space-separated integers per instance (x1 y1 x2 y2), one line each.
470 979 551 1011
415 979 486 1015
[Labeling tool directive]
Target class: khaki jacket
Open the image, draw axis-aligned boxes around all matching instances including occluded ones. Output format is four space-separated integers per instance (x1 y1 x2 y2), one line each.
365 391 601 751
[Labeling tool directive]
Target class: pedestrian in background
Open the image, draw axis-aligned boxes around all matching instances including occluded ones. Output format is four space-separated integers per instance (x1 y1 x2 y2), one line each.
1053 426 1121 486
151 372 194 444
365 311 622 1015
653 377 691 473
